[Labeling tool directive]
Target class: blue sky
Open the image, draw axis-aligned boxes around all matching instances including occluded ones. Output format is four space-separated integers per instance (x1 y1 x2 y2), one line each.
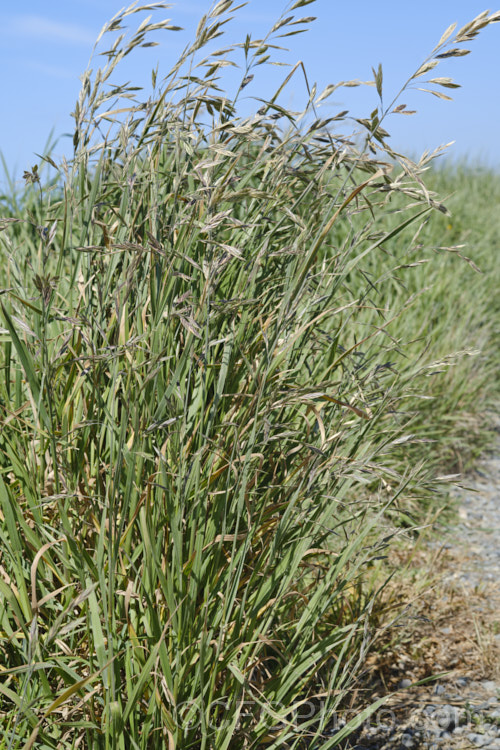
1 0 499 187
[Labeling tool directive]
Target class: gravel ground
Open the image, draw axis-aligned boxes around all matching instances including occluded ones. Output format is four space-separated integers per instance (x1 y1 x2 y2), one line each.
335 423 500 749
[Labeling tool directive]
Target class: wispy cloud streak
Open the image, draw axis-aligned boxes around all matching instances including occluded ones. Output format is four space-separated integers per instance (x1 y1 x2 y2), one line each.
9 15 97 46
25 60 79 81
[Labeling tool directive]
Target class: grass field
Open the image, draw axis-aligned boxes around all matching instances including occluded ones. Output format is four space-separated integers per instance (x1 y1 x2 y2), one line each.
1 2 499 748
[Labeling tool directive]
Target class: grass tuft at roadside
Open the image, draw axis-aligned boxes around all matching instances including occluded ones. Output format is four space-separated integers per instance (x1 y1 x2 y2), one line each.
0 2 499 747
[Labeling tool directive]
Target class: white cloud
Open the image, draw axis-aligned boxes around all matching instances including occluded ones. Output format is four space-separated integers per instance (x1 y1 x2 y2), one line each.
10 14 97 46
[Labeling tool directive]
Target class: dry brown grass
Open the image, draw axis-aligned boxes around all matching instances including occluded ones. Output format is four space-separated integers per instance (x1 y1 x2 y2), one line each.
344 537 500 729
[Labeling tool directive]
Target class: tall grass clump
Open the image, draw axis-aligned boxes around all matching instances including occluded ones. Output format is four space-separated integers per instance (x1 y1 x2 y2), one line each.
329 159 500 483
1 2 499 747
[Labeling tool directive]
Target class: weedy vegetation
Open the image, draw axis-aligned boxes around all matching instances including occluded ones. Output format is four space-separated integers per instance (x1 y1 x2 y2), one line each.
0 1 500 748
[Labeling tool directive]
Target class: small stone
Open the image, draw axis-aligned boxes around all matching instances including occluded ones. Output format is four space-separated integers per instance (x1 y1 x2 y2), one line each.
399 678 412 689
400 733 416 748
434 684 446 695
481 680 499 692
434 705 458 731
427 724 442 737
467 733 489 747
376 723 392 734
